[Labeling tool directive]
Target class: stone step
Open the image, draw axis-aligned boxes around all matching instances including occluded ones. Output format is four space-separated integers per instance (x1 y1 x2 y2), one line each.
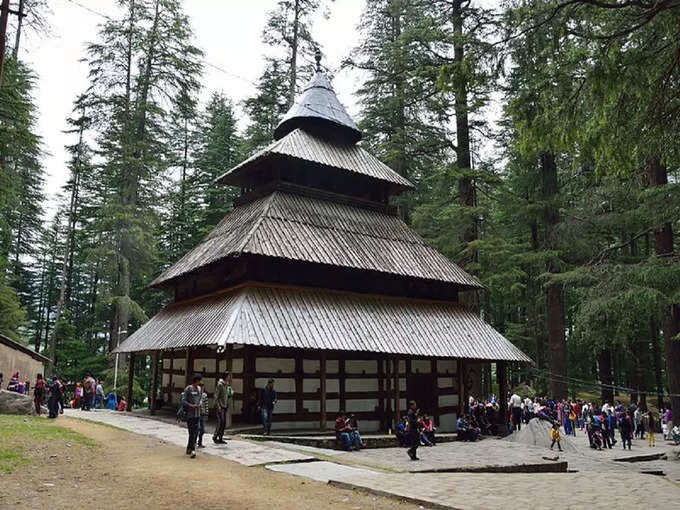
241 433 460 449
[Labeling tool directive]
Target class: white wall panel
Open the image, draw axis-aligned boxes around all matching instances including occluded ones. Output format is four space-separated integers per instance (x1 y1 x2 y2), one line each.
345 398 379 412
231 400 242 414
437 359 456 374
439 394 459 407
359 420 380 432
438 377 455 389
273 399 296 413
411 360 431 373
230 378 243 393
303 359 320 374
194 358 215 373
303 399 319 412
345 360 377 374
163 359 170 369
346 378 378 392
326 379 339 393
256 357 295 373
439 412 457 432
231 358 243 374
303 378 320 393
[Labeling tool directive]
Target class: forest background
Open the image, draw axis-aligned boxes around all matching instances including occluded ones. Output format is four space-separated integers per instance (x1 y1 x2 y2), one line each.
1 0 679 419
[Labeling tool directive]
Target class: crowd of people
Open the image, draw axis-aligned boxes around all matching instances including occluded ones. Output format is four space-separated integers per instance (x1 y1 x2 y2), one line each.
507 393 678 450
2 370 129 418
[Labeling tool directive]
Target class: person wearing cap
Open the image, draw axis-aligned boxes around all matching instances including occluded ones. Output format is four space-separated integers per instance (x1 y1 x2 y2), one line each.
258 379 277 435
183 373 203 458
213 372 233 444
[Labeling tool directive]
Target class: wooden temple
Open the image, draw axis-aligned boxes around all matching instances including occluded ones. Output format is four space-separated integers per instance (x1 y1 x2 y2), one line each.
114 58 531 432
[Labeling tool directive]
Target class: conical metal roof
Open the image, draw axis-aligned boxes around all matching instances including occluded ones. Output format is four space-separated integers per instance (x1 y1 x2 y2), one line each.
274 69 362 143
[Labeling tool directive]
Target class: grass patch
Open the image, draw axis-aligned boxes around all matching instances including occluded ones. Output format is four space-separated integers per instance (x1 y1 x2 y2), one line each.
0 446 28 474
0 415 95 474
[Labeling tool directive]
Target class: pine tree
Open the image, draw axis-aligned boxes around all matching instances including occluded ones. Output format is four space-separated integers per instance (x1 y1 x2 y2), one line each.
243 0 326 151
82 0 203 351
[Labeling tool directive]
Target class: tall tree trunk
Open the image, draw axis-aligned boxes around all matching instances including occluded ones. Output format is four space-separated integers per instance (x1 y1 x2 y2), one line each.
598 348 613 404
633 340 649 408
111 0 137 353
452 0 476 258
12 0 24 59
541 151 567 399
288 0 300 109
48 123 84 375
650 318 664 410
646 156 680 421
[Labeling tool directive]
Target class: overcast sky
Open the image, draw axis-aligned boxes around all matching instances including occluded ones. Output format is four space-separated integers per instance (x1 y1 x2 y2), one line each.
20 0 367 216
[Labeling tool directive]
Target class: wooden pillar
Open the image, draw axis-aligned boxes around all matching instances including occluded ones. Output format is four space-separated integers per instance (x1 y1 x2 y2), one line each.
225 344 233 428
243 346 255 423
126 353 135 412
457 359 465 417
184 348 193 388
497 361 508 431
320 353 327 431
431 358 439 427
339 358 346 412
214 348 221 403
378 357 385 431
393 356 400 430
168 349 174 404
150 351 159 415
385 355 393 432
295 352 303 415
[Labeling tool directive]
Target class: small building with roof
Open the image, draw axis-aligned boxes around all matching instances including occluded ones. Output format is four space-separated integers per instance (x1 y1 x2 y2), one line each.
114 55 530 432
0 333 50 389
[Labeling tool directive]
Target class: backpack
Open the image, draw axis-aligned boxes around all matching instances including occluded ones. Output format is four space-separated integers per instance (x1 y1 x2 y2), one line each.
176 391 187 422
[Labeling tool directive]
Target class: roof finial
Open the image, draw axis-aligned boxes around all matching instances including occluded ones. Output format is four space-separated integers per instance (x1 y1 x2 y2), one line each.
315 47 322 72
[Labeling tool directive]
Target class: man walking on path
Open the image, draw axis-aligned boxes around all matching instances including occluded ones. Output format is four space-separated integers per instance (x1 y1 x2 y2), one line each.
183 374 203 458
213 372 233 444
259 379 277 435
406 400 419 461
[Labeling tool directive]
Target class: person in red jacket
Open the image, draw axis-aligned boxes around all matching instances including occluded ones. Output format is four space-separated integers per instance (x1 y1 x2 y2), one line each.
117 397 127 412
33 374 45 415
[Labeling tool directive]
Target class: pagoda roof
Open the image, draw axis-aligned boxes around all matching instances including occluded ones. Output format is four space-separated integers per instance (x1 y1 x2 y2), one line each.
274 71 362 143
150 190 482 289
216 128 413 190
113 284 531 362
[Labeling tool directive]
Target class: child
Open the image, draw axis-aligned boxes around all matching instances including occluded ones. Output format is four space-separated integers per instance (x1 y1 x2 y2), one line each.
395 416 407 446
550 422 563 452
646 411 656 447
117 397 127 412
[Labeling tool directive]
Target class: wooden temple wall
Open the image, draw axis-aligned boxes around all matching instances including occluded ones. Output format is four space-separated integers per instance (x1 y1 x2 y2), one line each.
159 345 466 432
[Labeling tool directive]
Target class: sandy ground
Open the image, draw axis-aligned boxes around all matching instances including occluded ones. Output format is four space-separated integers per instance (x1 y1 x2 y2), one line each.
0 416 423 510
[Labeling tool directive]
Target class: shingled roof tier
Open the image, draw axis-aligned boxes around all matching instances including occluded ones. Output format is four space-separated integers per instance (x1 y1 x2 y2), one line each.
151 190 483 289
274 71 362 143
216 128 413 190
114 284 530 362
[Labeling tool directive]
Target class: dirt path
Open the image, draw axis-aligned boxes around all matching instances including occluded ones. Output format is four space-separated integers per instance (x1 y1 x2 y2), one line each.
0 417 422 510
